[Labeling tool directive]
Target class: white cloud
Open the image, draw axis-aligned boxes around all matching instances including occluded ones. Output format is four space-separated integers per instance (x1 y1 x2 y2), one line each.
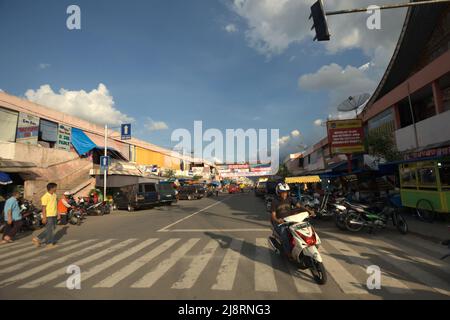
0 89 3 93
225 23 238 33
229 0 406 60
298 62 377 104
313 119 323 127
291 129 300 137
145 118 169 131
38 63 51 70
277 129 306 159
25 83 133 126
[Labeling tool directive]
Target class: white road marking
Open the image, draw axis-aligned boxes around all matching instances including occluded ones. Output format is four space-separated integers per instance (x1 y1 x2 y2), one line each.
325 238 412 294
157 197 232 231
0 241 34 252
254 238 277 292
0 240 79 267
19 239 137 288
0 239 114 288
286 260 322 294
93 238 180 288
0 240 93 274
172 240 219 289
211 239 243 291
0 244 41 260
131 238 200 288
355 236 450 296
55 239 159 288
160 228 269 233
320 245 369 294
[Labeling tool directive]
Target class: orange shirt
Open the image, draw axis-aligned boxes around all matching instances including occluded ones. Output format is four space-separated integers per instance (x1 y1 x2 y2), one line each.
57 198 69 214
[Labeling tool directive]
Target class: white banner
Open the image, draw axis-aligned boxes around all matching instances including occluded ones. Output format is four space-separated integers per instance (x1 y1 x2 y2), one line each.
16 112 39 145
56 124 72 151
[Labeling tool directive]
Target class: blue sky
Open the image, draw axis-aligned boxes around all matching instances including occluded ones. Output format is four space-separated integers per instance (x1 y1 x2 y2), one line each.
0 0 406 160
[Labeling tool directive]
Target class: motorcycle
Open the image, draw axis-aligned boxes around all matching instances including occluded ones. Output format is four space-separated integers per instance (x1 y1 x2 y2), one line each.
20 200 43 231
84 201 111 216
300 194 320 214
344 198 408 234
268 209 327 284
265 194 275 213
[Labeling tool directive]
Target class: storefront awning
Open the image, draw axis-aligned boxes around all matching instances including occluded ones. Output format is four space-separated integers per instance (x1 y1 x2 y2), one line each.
0 172 13 185
285 176 321 184
71 128 97 155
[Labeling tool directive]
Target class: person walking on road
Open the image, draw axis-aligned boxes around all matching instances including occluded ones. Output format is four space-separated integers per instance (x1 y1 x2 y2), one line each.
1 191 23 244
32 183 58 248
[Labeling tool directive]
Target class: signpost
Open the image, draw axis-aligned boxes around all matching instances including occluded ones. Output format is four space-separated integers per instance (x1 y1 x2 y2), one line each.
121 123 131 140
327 119 365 173
16 112 39 145
56 124 72 151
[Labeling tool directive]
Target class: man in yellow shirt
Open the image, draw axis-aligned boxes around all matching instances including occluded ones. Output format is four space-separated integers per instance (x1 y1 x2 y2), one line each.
32 182 58 248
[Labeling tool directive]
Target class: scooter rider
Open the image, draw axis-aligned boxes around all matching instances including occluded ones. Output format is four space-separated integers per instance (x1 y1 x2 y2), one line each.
271 183 314 259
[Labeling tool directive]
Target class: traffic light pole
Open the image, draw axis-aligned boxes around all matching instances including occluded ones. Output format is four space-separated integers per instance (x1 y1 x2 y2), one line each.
325 0 450 16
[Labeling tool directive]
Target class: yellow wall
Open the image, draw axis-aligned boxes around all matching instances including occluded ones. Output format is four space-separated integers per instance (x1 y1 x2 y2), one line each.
136 146 180 170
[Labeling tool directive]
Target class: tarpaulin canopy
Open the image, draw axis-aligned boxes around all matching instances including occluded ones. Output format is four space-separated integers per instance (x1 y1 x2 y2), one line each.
71 128 97 155
0 172 13 185
285 176 321 184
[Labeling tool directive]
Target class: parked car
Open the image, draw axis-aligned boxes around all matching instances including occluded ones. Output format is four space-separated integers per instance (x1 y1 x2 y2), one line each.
228 184 239 194
113 182 159 212
157 181 177 205
178 185 203 200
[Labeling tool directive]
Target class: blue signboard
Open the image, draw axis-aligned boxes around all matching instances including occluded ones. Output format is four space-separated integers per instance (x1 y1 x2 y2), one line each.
100 156 110 170
121 123 131 140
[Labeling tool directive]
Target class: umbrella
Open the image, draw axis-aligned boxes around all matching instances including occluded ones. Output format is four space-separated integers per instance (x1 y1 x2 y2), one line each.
0 172 13 185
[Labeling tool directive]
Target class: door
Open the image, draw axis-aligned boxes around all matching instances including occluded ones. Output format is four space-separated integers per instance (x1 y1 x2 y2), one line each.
144 183 158 204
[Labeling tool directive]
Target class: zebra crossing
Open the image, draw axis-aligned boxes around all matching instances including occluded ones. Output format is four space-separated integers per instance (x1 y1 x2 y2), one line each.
0 234 449 298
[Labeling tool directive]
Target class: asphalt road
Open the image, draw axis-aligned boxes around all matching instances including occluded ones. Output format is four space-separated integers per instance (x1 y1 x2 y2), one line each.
0 192 449 300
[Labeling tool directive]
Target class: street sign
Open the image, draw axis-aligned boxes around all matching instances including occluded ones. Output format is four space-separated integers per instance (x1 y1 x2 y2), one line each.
326 119 365 155
121 123 131 140
100 156 110 170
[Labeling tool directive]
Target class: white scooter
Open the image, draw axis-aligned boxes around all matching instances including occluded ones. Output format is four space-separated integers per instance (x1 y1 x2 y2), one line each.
268 209 327 284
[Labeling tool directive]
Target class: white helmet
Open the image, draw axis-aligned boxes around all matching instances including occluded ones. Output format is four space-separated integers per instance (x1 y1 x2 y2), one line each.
276 183 290 195
64 191 71 196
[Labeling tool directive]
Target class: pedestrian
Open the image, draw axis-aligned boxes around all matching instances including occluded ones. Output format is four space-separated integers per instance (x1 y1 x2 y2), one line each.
57 191 73 225
32 182 58 248
1 191 23 244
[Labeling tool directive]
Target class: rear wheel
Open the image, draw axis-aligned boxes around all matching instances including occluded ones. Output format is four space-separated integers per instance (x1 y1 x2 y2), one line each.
416 199 436 223
310 260 327 285
345 212 365 232
127 204 135 212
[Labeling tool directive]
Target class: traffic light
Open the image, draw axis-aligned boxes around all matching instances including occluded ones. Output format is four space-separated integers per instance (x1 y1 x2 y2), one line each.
310 0 330 41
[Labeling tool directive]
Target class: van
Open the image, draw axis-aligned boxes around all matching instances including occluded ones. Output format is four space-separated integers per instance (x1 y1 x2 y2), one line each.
113 182 159 212
156 182 177 205
178 185 203 200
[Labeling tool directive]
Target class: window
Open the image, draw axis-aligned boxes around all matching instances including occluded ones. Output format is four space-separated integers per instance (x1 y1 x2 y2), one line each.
400 165 417 187
438 162 450 189
417 167 437 187
298 158 304 168
144 183 156 192
0 107 19 142
139 185 145 193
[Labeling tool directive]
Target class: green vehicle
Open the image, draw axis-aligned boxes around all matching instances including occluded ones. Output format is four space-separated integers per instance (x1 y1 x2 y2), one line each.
399 159 450 222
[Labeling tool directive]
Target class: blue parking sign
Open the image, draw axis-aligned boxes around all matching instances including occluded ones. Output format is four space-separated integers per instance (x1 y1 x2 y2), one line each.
121 123 131 140
100 156 110 170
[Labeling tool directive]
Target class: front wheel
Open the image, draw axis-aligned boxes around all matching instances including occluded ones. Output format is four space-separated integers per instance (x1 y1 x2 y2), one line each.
127 204 135 212
334 212 347 231
416 199 436 223
395 213 408 234
345 212 365 232
310 260 327 285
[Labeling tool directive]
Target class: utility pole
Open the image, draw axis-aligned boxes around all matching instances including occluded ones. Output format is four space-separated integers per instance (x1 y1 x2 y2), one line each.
104 124 107 201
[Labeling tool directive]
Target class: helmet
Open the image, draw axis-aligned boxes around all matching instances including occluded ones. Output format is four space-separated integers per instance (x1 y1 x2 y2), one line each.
276 183 290 195
64 191 71 196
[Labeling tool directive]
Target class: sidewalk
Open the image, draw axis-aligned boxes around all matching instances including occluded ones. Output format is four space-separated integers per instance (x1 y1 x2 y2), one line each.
403 214 450 243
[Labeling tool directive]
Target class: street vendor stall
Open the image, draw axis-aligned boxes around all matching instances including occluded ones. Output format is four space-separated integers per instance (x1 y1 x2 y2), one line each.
398 158 450 219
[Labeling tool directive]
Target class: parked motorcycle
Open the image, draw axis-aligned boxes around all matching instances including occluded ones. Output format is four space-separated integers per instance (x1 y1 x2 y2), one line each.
268 209 327 284
344 198 408 234
20 200 43 231
84 201 111 216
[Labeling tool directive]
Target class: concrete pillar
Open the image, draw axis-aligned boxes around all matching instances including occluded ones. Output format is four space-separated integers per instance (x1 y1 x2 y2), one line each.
432 80 445 114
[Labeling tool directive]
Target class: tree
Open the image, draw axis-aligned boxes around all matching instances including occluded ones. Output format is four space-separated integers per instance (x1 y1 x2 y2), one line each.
276 163 290 178
365 130 402 162
165 169 175 178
